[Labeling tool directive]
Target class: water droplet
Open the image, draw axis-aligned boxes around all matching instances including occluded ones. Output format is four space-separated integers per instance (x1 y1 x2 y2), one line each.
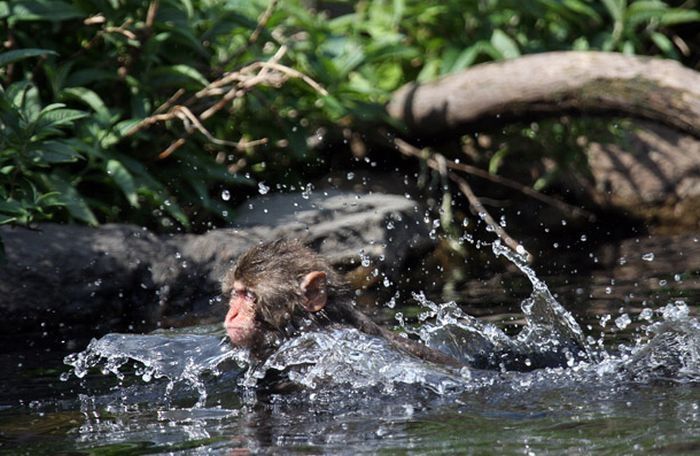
642 252 655 262
639 308 653 321
580 234 587 242
258 182 270 195
301 183 313 199
221 190 230 201
614 313 631 330
346 172 355 181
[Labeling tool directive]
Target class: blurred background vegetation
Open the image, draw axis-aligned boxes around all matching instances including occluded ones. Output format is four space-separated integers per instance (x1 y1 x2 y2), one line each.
1 0 699 249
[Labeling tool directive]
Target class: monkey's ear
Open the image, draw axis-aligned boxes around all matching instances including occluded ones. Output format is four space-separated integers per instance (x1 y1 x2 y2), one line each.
300 271 327 312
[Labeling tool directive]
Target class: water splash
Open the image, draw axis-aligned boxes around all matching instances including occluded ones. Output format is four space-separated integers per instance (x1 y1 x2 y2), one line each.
491 239 592 361
242 327 476 395
61 240 699 403
63 329 246 407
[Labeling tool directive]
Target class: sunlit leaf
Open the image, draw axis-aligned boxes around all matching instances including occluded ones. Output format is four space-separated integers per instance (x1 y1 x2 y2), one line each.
491 30 520 59
650 32 677 59
489 147 510 175
61 87 109 117
657 9 700 26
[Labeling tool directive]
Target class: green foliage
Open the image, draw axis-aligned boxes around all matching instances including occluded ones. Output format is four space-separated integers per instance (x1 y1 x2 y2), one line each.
1 0 698 234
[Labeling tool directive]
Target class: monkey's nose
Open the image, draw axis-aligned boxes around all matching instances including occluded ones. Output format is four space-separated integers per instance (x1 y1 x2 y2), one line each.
225 305 239 325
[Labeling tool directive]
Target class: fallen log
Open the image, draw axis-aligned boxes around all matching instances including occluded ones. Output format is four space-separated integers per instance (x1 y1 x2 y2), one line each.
387 51 700 138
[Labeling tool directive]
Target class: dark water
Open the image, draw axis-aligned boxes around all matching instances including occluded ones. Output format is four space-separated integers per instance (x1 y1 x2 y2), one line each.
1 235 699 455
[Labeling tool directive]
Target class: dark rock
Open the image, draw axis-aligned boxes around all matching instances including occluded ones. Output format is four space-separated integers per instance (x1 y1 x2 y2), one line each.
0 224 178 337
0 192 431 337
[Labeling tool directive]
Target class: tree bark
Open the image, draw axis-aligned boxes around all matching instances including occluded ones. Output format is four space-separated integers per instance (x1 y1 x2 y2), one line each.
387 51 700 138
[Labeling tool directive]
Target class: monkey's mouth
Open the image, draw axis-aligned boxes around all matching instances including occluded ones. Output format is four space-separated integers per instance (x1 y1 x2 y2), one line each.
225 324 257 346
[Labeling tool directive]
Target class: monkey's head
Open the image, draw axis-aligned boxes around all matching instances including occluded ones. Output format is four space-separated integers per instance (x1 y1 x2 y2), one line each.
222 239 349 355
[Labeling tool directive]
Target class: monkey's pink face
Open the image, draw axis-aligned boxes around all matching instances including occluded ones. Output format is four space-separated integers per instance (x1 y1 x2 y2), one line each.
225 281 258 346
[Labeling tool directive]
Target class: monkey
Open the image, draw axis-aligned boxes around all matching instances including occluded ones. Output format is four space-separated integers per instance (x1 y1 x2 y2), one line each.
222 239 463 368
222 239 587 382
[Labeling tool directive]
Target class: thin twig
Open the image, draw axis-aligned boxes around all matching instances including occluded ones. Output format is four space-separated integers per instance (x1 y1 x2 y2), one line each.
394 138 532 261
259 61 329 96
154 88 185 115
158 138 186 159
394 138 593 221
123 36 324 160
145 0 159 29
447 164 532 261
446 159 595 221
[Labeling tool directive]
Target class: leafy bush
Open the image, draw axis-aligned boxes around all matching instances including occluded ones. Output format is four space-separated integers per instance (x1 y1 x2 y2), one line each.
1 0 698 247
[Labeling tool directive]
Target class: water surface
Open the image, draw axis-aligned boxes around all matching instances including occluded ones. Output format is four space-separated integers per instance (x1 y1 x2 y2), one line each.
1 235 699 455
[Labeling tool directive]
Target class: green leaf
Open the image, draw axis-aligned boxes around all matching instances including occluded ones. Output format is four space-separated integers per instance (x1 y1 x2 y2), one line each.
43 175 98 225
491 30 520 59
0 48 57 67
64 68 118 87
162 199 190 228
106 159 140 208
29 140 83 163
601 0 626 23
61 87 109 117
626 1 669 26
489 147 510 175
149 65 209 88
8 82 41 121
0 199 26 216
657 9 700 26
35 106 87 130
650 32 678 59
416 59 440 83
7 0 84 22
562 0 602 22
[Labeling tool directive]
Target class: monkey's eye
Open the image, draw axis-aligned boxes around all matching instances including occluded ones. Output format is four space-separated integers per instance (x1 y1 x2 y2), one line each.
232 288 257 303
